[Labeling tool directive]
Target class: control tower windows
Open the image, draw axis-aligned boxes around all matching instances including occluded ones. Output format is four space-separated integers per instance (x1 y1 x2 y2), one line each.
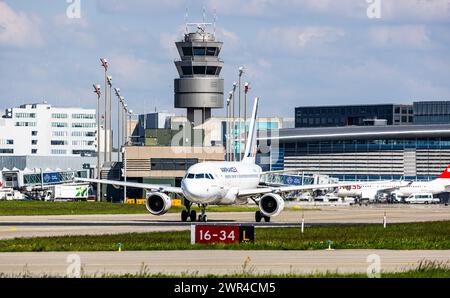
193 66 206 75
206 47 217 56
206 66 217 75
182 47 219 57
182 47 193 56
181 66 193 75
193 47 206 56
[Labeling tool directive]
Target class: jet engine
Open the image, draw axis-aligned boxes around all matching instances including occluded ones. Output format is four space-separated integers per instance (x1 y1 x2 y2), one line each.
146 192 172 215
259 193 285 217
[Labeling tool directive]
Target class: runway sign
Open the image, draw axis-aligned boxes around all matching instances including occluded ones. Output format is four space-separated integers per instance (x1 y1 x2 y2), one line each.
191 225 254 245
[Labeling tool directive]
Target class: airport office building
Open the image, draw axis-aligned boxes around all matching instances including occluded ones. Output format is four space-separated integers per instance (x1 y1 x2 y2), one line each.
260 101 450 181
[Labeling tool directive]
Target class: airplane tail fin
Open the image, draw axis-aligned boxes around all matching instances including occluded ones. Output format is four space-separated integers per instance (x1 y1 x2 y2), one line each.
242 97 259 164
438 164 450 179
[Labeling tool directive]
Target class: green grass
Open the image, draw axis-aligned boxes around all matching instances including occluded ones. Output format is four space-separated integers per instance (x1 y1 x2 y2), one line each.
0 200 317 216
1 221 449 252
0 200 148 216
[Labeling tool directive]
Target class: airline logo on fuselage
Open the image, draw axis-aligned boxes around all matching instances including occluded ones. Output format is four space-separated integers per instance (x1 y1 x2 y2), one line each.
339 185 362 190
220 167 238 173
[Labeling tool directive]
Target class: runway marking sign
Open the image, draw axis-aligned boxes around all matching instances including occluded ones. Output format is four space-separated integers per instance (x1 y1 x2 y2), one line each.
191 225 254 245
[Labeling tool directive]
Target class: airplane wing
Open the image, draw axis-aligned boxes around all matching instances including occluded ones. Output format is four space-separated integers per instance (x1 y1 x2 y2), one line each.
75 178 183 194
238 181 393 197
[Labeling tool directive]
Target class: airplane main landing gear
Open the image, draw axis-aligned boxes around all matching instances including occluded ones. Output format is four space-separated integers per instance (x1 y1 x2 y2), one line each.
181 199 197 222
255 211 270 223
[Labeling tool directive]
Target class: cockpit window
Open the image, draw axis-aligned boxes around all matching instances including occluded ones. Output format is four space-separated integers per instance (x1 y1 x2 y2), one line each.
187 173 194 179
195 173 205 179
207 173 214 179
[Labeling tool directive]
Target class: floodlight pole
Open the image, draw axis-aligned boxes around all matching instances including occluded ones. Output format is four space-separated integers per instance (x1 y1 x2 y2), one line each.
93 84 101 202
238 67 244 161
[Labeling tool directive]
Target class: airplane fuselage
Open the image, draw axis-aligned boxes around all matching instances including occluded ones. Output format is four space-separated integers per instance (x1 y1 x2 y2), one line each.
180 161 262 205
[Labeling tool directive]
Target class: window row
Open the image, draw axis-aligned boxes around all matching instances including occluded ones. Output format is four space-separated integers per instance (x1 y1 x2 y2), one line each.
182 47 220 57
0 139 14 145
15 113 36 118
16 122 36 127
181 66 222 76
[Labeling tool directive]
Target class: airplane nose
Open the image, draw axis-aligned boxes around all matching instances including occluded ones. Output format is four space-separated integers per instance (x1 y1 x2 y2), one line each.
182 180 219 202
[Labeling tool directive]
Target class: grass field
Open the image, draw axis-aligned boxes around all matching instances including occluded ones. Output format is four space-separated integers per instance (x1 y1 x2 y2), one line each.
1 221 449 252
0 200 318 216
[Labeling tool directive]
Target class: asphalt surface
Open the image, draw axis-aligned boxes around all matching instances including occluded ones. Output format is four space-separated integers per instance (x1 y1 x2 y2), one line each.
0 250 449 277
0 205 449 239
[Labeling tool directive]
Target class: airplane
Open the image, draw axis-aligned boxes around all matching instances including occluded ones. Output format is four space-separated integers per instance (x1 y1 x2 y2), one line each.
390 166 450 199
336 165 450 202
76 97 397 222
336 180 408 202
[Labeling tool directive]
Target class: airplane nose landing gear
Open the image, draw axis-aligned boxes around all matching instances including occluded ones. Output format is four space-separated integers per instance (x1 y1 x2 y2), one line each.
198 204 208 222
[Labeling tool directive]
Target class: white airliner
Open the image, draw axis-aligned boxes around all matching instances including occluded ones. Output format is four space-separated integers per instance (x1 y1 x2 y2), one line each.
76 97 421 222
336 165 450 201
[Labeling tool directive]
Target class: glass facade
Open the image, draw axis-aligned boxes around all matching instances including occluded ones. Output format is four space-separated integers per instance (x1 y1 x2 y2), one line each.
295 104 414 128
414 101 450 124
281 138 450 155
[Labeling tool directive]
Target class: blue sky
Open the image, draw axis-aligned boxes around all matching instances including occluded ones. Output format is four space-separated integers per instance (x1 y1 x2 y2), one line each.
1 0 450 118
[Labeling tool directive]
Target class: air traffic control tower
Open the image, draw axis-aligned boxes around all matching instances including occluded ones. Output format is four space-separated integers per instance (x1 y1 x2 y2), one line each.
174 23 224 126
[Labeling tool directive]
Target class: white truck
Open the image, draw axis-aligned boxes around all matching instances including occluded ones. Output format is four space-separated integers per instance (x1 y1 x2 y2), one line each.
0 189 25 200
404 193 440 204
44 184 91 201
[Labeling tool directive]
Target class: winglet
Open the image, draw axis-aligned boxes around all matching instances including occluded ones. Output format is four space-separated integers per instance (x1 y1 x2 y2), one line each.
242 97 259 164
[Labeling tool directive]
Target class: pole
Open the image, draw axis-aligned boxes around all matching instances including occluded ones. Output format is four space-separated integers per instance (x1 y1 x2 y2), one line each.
122 105 125 147
244 82 248 147
123 147 127 203
383 211 387 228
117 97 121 162
109 84 112 162
96 91 101 202
232 84 236 161
238 76 242 161
228 100 231 161
301 213 305 233
103 68 108 164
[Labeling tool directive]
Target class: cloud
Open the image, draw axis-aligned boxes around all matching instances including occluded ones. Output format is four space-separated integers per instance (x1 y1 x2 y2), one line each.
382 0 450 20
0 2 43 48
368 25 430 48
109 53 165 86
258 26 345 53
96 0 186 15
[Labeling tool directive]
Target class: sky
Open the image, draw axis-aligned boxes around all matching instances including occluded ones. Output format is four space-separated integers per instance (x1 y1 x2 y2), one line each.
0 0 450 118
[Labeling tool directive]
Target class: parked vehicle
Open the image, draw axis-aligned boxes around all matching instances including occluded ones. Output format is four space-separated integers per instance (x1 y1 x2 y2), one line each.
297 192 313 202
0 189 25 201
405 193 440 204
44 184 91 201
315 193 340 202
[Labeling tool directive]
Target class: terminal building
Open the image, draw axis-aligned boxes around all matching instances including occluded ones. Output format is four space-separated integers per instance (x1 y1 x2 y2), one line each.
0 102 109 157
261 100 450 181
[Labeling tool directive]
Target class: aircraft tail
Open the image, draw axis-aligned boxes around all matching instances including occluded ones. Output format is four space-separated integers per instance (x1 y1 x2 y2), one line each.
242 97 259 164
438 164 450 179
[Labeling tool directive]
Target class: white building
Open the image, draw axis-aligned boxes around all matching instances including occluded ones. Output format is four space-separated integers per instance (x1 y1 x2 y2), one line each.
0 102 109 156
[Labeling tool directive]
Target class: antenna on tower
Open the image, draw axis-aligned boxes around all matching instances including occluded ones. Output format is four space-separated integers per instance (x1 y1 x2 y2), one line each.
202 5 206 24
185 7 189 34
213 8 217 37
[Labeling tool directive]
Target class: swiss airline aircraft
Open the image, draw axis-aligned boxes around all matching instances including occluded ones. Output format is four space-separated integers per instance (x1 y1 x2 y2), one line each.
336 166 450 201
76 98 415 222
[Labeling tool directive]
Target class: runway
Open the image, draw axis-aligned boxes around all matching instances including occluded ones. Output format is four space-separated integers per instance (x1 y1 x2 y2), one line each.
0 205 449 239
0 249 449 277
